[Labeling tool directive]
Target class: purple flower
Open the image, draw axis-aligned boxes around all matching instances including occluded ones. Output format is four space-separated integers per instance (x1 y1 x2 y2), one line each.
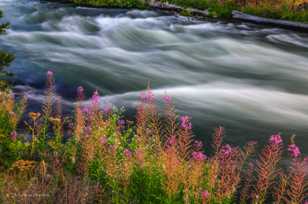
82 106 90 114
91 90 100 106
163 95 172 104
47 70 53 78
180 116 192 130
194 140 203 149
46 70 54 87
77 86 84 100
192 151 206 161
220 144 232 157
118 119 125 127
288 144 301 158
10 131 17 141
269 134 283 145
201 190 209 201
100 136 108 145
124 148 132 158
140 89 154 103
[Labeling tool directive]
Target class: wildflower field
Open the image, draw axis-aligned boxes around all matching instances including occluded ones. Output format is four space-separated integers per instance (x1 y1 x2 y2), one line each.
0 71 306 204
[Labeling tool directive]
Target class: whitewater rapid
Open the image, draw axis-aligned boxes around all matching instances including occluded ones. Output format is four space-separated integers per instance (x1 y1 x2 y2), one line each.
1 0 308 151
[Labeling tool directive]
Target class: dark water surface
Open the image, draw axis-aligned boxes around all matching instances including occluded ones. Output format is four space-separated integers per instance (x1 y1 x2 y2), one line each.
1 0 308 153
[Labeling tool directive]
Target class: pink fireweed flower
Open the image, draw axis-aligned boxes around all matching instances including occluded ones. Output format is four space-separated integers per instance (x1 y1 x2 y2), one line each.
269 134 283 145
163 95 172 104
77 86 84 100
201 190 210 203
84 126 92 136
100 136 108 145
124 148 132 158
288 144 301 158
166 135 177 147
91 90 100 107
194 140 203 149
192 151 206 161
10 131 17 141
220 144 232 157
47 70 53 78
46 70 54 87
82 106 90 114
103 103 112 115
304 157 308 164
180 115 192 130
140 89 155 103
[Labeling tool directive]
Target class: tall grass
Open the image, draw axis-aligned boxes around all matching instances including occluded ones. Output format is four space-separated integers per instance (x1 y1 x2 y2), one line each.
0 71 307 204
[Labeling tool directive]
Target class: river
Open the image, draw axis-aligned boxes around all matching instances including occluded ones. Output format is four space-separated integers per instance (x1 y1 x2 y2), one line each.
1 0 308 153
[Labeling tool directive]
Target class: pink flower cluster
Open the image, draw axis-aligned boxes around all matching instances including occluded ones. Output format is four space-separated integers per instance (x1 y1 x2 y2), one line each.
124 148 132 158
194 140 203 149
192 151 206 161
201 190 209 202
180 116 192 130
288 144 301 158
77 86 84 100
140 89 154 103
10 131 17 141
220 144 232 157
100 136 108 145
163 95 172 104
166 135 177 147
91 90 100 107
269 134 283 145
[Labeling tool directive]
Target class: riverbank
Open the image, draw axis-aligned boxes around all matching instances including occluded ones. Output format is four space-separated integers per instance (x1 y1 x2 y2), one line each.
51 0 308 31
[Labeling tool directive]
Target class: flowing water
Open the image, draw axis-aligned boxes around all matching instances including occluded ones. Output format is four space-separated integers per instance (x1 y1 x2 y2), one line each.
1 0 308 152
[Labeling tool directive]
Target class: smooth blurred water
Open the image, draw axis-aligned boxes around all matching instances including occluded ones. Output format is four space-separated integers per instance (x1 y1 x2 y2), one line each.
1 0 308 153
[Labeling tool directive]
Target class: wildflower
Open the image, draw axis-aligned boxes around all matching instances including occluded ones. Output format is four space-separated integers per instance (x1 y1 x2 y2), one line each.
84 126 92 136
192 151 206 161
10 131 17 141
28 112 41 121
47 70 54 87
47 70 53 78
304 157 308 164
166 135 177 147
118 119 125 127
269 134 283 145
140 89 154 103
163 95 172 104
91 90 100 106
288 144 301 158
100 136 108 145
220 144 232 157
103 103 112 115
82 106 90 114
194 140 203 149
77 86 84 100
180 115 192 130
135 148 144 162
201 190 209 203
124 148 132 158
